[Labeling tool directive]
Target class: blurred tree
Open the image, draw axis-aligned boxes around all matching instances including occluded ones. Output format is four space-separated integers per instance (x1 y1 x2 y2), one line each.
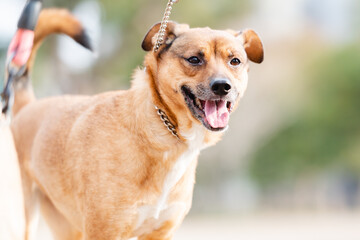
2 0 252 92
96 0 252 87
249 43 360 188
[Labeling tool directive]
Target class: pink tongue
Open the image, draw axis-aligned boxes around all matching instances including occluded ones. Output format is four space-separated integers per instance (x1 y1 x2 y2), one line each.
204 100 229 128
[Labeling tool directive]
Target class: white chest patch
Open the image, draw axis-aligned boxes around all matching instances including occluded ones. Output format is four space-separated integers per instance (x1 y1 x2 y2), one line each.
134 125 206 236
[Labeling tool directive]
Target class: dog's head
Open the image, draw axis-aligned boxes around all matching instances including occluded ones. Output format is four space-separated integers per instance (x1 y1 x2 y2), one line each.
142 22 263 134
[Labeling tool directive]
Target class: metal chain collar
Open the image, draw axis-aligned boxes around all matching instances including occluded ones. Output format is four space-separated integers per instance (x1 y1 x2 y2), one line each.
155 106 180 140
153 0 179 52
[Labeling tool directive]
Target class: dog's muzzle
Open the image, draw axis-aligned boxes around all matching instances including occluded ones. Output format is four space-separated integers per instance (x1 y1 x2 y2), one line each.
181 85 234 131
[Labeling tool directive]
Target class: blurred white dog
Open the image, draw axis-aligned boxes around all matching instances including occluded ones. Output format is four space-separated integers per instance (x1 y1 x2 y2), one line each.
0 107 25 240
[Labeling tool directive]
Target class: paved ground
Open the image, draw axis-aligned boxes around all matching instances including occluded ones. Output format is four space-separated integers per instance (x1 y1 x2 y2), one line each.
37 211 360 240
174 212 360 240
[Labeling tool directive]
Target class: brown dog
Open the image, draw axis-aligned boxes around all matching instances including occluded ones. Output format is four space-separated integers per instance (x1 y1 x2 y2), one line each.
11 8 263 240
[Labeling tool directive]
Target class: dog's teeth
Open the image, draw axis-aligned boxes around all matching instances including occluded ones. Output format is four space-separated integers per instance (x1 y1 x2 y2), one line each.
201 100 205 110
227 102 232 112
195 98 201 108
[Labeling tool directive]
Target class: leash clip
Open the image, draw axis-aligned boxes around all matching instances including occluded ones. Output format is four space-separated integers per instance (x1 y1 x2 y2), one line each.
1 55 26 117
1 71 15 117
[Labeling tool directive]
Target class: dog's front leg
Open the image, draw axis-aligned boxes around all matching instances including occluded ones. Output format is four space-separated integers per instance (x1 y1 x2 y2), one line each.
84 221 133 240
83 208 136 240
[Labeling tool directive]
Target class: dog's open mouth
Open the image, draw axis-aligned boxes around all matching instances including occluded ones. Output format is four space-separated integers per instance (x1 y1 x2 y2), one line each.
181 86 232 131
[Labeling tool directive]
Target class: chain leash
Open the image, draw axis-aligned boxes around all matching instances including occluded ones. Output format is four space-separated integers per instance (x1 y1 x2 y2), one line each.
153 0 179 52
153 1 180 140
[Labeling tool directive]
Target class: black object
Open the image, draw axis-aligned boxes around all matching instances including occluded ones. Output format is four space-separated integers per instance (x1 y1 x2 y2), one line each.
17 0 43 30
1 72 15 115
210 79 232 96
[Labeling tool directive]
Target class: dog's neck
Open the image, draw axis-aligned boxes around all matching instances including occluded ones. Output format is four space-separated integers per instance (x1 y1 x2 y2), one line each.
132 63 184 141
129 68 182 146
145 67 180 137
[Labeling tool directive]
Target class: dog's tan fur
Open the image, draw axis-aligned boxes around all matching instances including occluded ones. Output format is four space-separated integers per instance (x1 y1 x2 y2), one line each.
10 9 263 240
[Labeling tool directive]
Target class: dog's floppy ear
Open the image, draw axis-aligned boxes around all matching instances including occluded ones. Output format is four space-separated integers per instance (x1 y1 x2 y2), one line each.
142 21 188 52
233 29 264 64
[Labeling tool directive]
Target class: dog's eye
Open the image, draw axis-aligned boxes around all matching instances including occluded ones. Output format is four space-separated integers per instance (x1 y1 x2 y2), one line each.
230 58 241 66
187 56 201 65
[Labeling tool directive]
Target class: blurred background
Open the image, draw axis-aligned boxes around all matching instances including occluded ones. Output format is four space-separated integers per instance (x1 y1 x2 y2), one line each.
1 0 360 239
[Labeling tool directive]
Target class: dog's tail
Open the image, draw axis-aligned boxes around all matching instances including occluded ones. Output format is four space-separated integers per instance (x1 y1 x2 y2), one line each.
11 8 93 116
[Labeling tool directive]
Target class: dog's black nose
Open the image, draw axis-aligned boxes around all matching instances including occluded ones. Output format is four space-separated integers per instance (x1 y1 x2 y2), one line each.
210 79 232 96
